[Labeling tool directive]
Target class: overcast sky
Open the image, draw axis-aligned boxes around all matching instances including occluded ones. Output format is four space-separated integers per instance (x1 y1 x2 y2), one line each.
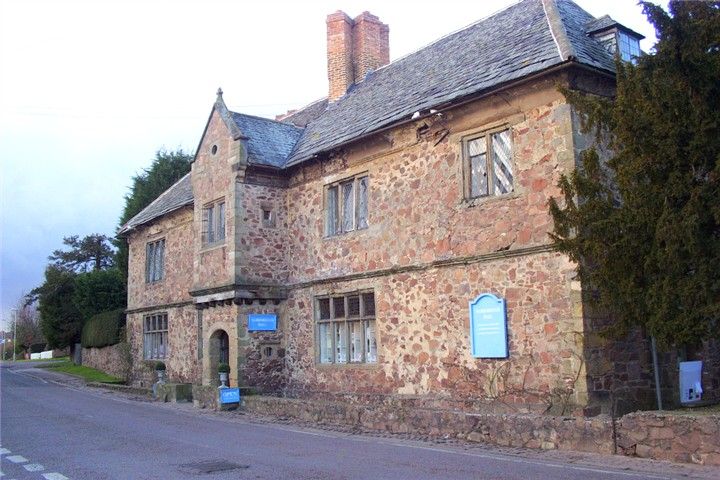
0 0 663 328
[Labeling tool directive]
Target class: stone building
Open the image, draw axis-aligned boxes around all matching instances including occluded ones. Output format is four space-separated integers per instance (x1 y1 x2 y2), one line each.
118 0 714 414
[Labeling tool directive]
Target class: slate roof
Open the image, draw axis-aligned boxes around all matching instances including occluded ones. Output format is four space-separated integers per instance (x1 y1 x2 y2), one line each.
585 14 645 39
117 173 193 235
284 0 617 167
120 0 625 232
280 98 329 128
585 14 619 34
230 112 303 168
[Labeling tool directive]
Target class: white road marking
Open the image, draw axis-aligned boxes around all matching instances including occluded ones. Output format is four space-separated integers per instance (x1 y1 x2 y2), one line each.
5 455 27 463
23 463 44 472
43 474 70 480
0 448 9 455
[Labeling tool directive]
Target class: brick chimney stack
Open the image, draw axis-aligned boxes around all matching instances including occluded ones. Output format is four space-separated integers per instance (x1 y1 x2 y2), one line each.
326 11 389 102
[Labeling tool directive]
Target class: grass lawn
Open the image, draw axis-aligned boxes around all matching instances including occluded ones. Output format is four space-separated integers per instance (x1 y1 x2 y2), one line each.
41 360 125 384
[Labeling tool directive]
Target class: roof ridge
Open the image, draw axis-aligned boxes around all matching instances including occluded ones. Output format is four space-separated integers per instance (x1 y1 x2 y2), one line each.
367 0 525 78
541 0 576 61
279 96 328 123
118 172 192 234
230 110 304 130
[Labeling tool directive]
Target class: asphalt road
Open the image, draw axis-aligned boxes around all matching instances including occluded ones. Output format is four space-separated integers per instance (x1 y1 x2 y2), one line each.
0 362 714 480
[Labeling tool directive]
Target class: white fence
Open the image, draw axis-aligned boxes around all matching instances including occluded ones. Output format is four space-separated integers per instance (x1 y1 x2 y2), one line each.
30 350 54 360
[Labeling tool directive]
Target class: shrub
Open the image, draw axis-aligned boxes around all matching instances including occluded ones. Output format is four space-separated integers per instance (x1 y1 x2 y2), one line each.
217 362 230 374
154 361 166 371
81 308 126 348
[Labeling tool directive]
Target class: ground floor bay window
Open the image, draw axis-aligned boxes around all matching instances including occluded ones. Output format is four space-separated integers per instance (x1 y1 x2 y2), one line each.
316 291 377 364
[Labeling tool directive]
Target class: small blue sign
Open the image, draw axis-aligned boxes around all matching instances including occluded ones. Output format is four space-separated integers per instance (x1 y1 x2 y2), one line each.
219 387 241 404
469 293 508 358
248 313 277 331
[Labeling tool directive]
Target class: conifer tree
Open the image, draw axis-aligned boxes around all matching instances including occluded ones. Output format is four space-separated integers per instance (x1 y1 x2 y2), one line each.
549 1 720 348
115 148 193 280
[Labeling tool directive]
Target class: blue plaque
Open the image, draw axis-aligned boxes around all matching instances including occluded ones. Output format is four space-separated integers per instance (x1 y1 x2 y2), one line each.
469 293 508 358
248 313 277 331
219 387 241 404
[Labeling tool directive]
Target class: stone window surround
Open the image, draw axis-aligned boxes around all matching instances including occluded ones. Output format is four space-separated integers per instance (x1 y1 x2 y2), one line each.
324 173 369 237
143 311 168 360
201 197 226 247
315 290 378 366
260 202 276 228
461 125 514 200
145 238 165 284
454 114 523 208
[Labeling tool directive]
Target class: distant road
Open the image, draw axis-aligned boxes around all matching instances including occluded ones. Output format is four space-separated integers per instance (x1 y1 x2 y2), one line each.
0 362 712 480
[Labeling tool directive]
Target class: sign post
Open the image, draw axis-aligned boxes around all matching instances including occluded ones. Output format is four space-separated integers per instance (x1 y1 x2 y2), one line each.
469 293 508 358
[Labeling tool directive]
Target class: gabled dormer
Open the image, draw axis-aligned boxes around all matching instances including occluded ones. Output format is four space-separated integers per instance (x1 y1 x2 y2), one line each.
586 15 645 63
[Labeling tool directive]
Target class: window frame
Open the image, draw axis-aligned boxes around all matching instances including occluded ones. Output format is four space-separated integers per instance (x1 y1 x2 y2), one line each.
202 198 226 247
145 238 165 284
143 312 168 360
315 290 377 365
462 126 515 200
617 31 641 63
324 174 369 237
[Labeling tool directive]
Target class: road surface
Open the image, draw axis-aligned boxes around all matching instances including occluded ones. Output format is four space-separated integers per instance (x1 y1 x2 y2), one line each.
0 362 713 479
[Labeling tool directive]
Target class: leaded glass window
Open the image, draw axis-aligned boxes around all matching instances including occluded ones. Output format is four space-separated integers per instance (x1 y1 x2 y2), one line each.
325 174 369 236
464 128 514 199
316 291 377 364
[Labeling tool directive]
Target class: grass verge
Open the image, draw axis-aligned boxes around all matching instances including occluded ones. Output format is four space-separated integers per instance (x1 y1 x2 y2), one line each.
41 360 124 384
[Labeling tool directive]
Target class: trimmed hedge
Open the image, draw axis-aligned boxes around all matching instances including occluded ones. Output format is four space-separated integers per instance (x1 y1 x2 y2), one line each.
81 308 126 348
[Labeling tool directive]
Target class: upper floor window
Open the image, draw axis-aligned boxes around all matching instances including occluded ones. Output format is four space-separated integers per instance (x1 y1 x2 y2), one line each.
325 174 368 236
618 31 640 62
316 291 377 364
202 199 226 246
145 238 165 283
463 128 514 199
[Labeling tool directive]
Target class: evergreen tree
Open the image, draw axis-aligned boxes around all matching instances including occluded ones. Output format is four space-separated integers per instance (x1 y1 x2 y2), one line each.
49 234 115 272
73 268 126 321
549 1 720 348
115 148 193 279
30 265 82 350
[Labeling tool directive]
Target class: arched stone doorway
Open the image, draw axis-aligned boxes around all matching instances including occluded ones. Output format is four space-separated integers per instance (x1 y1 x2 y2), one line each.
209 329 230 385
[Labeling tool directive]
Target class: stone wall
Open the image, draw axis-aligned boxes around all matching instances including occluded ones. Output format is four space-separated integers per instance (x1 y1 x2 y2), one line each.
243 395 720 466
82 343 130 380
283 79 574 285
617 412 720 466
281 251 586 413
126 305 198 388
236 182 289 284
191 108 239 292
126 207 194 310
199 301 286 392
274 78 588 411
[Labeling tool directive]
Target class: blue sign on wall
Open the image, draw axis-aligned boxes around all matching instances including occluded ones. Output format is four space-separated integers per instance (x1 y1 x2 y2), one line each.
248 313 277 331
219 387 241 404
469 293 509 358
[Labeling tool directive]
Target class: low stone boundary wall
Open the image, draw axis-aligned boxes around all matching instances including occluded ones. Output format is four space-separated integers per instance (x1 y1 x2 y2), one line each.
618 412 720 465
242 396 720 466
81 343 128 380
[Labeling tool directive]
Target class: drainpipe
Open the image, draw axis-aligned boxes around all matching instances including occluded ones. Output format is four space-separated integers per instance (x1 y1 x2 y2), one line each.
651 336 663 410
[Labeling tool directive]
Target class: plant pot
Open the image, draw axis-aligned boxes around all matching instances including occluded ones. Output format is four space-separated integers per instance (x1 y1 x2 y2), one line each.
219 372 228 388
